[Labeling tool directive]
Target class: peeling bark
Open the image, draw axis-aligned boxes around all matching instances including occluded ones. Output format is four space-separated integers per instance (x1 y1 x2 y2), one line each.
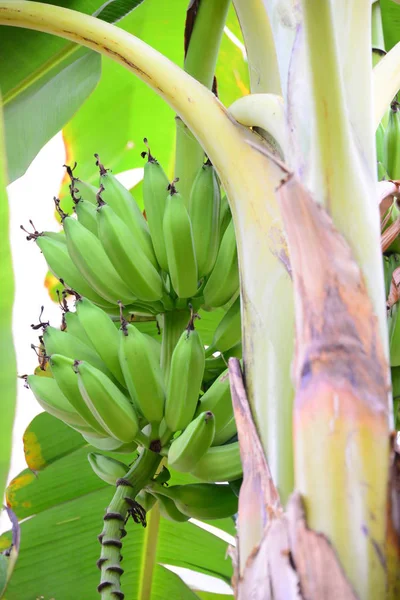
277 174 391 599
228 358 360 599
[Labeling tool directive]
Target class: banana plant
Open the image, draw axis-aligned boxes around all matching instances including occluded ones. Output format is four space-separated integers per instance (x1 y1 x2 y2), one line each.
0 0 400 599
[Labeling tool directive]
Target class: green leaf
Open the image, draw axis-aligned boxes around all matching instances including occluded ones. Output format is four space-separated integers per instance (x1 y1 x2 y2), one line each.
94 0 146 22
195 593 233 599
381 0 400 51
2 417 233 597
0 94 16 506
61 0 188 194
60 1 249 193
0 0 147 182
5 50 101 183
22 412 85 472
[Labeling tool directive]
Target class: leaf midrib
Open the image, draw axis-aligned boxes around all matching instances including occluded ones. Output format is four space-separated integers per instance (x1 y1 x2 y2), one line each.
4 42 79 105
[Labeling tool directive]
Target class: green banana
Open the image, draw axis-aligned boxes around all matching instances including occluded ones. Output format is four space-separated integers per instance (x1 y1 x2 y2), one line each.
376 122 385 165
65 165 98 205
206 296 241 356
74 198 98 236
136 490 157 513
151 482 238 520
392 367 400 430
82 433 137 453
49 354 108 435
142 142 170 271
219 194 232 241
95 154 157 268
378 161 389 181
194 368 235 446
164 315 205 433
203 220 239 308
189 162 221 278
63 311 94 347
389 301 400 366
163 182 199 298
43 326 111 377
35 233 115 308
190 441 242 482
27 374 89 429
384 101 400 180
74 360 140 443
228 478 242 498
167 411 215 472
212 417 237 447
96 202 163 302
63 216 136 305
382 203 400 255
75 298 125 385
88 452 129 485
118 321 165 424
152 493 189 522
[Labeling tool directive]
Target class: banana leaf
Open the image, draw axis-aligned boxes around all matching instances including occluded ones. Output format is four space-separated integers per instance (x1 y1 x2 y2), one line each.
0 94 17 598
0 413 234 599
0 0 147 182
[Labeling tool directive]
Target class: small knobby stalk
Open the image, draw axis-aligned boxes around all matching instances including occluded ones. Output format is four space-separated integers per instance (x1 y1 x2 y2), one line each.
97 449 162 599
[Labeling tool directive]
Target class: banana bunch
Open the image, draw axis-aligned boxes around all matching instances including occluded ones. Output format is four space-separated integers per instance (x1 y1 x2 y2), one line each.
27 298 242 522
23 144 245 525
25 147 239 315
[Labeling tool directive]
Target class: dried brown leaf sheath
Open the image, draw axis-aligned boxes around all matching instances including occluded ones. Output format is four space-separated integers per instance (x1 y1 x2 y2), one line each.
277 174 392 597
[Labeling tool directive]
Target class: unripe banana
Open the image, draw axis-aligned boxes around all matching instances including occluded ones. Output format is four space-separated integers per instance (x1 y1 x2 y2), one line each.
164 316 205 432
212 417 237 447
151 482 238 520
228 477 242 498
384 102 400 180
49 354 108 435
392 367 400 430
136 490 157 513
189 162 221 278
219 194 232 241
75 298 125 385
82 433 137 453
74 360 141 443
167 411 215 473
203 220 239 308
63 216 136 305
88 452 129 485
376 122 385 165
95 154 157 268
142 142 170 271
382 200 400 254
118 321 165 424
206 296 241 356
43 326 111 378
194 368 235 446
389 301 400 367
63 311 94 347
35 233 115 308
190 441 242 482
163 182 198 298
27 374 89 429
73 198 98 236
152 493 190 522
378 161 389 181
96 202 163 302
65 165 98 205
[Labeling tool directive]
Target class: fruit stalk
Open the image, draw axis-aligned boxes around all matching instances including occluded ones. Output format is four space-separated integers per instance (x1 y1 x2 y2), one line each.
160 309 190 382
97 448 162 600
232 0 281 94
175 0 230 201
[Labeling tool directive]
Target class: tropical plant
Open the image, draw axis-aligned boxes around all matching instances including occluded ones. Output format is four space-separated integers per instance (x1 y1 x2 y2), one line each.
0 0 399 599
